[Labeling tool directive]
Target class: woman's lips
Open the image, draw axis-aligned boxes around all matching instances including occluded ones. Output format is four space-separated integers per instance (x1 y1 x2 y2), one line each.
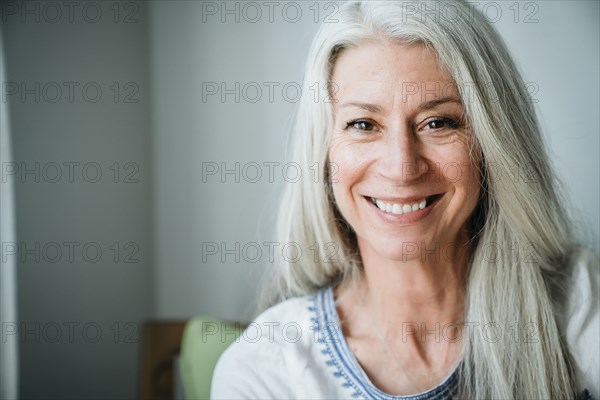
369 194 443 215
365 193 444 222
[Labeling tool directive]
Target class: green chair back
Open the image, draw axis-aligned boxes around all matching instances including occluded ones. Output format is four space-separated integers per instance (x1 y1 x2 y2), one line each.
180 317 244 399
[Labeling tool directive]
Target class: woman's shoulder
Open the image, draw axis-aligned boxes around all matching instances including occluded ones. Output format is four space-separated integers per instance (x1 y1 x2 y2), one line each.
564 247 599 328
210 289 326 399
253 291 318 326
563 247 599 399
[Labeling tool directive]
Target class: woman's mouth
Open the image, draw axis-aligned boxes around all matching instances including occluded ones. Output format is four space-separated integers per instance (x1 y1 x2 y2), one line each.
367 194 443 216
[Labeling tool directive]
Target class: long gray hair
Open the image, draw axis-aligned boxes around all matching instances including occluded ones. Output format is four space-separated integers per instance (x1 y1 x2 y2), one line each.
259 1 579 397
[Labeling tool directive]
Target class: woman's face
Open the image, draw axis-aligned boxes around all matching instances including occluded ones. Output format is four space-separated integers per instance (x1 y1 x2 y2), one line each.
328 40 481 262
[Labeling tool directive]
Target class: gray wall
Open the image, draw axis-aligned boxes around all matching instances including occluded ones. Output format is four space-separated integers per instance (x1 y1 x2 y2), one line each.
491 0 600 250
2 2 153 398
149 1 320 321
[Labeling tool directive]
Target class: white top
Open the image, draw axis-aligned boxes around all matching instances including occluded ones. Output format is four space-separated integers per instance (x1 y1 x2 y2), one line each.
211 250 599 399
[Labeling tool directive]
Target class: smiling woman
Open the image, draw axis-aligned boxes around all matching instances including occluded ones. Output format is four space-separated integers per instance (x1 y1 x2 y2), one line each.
329 42 480 267
211 1 599 399
327 41 480 395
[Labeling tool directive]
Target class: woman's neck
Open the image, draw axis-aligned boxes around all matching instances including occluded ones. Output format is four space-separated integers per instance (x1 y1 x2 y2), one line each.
360 240 468 329
335 234 471 362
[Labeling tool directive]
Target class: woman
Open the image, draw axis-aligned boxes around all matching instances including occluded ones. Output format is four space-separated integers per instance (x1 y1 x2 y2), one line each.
211 1 599 398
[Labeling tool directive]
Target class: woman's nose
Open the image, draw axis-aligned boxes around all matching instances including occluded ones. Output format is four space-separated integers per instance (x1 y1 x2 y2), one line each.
377 125 428 184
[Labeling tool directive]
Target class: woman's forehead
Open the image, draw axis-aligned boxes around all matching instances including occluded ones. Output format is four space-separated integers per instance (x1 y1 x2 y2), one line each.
330 41 460 108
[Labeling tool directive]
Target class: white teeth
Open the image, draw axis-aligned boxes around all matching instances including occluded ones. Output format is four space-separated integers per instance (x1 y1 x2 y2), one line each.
371 197 430 215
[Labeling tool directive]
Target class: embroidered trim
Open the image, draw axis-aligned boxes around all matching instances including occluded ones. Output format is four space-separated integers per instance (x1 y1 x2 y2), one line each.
309 286 596 400
310 289 364 398
309 285 459 400
581 389 597 400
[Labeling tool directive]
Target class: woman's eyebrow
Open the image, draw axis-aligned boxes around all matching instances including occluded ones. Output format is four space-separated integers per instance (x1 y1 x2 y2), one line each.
418 96 463 111
339 102 383 113
339 97 463 114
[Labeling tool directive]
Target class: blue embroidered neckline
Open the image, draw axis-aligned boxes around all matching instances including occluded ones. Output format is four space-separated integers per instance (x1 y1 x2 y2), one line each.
309 285 459 400
307 285 596 400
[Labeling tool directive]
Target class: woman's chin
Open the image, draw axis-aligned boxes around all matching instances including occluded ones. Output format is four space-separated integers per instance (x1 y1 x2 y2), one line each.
365 237 440 263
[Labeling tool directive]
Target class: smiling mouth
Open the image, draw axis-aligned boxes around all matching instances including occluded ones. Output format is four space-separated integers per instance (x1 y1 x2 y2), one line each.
367 194 443 215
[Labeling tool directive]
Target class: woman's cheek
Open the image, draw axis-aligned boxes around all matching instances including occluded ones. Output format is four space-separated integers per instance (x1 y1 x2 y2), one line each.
328 139 366 218
329 141 370 190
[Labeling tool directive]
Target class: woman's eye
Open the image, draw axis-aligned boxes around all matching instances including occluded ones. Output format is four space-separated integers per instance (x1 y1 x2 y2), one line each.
423 117 459 131
345 119 376 132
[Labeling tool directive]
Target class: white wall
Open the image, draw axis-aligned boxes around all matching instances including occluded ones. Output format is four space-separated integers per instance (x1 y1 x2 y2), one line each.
149 0 599 322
